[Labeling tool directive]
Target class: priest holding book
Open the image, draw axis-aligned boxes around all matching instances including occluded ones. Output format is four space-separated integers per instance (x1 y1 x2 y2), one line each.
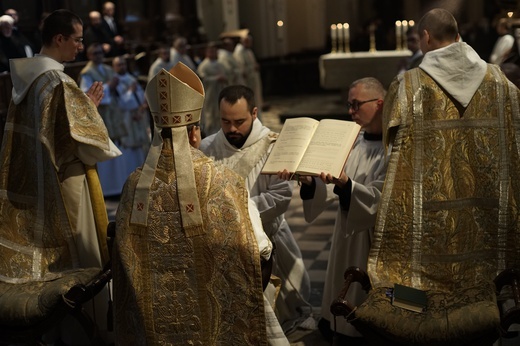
278 77 388 344
200 85 313 334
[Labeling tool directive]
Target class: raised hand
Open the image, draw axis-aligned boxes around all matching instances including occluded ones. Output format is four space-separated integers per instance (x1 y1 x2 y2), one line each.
86 81 104 107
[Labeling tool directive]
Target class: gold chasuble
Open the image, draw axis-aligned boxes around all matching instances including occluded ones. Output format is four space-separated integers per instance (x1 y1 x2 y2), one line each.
113 64 267 345
369 65 520 292
0 67 111 283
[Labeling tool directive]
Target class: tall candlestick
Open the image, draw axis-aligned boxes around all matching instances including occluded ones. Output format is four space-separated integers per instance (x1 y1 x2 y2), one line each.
395 20 402 50
343 23 350 53
331 24 337 53
369 23 376 52
402 20 408 50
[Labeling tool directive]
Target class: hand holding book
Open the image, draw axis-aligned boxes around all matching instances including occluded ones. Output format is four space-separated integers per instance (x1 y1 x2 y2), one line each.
262 117 361 178
277 169 350 188
320 171 349 188
277 169 314 185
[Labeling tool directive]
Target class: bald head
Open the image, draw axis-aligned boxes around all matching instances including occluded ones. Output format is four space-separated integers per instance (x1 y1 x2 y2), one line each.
418 8 459 53
89 11 102 26
103 2 115 14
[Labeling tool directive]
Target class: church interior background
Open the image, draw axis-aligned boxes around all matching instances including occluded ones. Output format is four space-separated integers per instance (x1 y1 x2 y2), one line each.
0 0 518 94
0 1 520 345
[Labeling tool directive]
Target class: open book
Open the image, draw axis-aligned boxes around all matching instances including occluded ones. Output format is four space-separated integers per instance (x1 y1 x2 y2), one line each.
261 117 361 177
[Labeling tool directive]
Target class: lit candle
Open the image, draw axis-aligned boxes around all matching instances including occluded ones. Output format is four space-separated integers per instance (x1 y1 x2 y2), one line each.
402 20 408 50
277 20 284 40
337 23 344 53
343 23 350 52
395 20 402 50
331 24 337 53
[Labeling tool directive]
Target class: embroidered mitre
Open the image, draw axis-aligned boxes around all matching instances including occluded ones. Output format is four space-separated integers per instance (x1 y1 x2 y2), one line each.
146 63 205 128
130 63 205 237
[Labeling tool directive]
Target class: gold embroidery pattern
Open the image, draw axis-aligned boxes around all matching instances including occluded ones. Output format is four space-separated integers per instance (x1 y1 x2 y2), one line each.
114 145 266 345
0 71 110 283
372 68 520 291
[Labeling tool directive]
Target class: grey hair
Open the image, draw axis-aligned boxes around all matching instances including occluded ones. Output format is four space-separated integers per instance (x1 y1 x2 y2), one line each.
350 77 387 98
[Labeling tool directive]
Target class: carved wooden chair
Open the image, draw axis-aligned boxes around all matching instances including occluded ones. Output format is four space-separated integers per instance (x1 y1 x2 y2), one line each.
330 266 520 345
0 222 115 345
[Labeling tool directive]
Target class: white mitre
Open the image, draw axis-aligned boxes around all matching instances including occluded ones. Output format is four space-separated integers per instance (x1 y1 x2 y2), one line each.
130 63 206 237
146 62 204 127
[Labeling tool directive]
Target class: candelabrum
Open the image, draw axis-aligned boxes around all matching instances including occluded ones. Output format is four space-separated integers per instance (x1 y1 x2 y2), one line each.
395 20 414 51
331 22 351 53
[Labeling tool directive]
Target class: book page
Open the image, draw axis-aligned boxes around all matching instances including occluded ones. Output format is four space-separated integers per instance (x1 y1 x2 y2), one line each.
261 117 319 174
295 119 361 177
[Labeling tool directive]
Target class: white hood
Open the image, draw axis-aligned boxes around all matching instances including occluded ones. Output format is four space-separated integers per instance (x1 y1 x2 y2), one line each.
10 55 65 105
242 118 271 148
419 42 487 107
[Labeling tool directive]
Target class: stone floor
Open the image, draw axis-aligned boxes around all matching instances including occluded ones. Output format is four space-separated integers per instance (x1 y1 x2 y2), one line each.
283 185 336 346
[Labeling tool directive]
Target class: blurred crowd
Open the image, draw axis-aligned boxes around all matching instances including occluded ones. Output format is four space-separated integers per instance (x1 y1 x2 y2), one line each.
3 3 520 97
1 3 265 127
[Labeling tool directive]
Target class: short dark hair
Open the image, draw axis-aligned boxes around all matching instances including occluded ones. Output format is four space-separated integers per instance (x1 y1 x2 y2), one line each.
41 9 82 47
218 85 256 113
418 8 458 42
87 42 103 56
186 122 200 133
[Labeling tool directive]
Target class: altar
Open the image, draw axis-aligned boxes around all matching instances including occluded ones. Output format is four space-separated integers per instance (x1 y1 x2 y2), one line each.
319 50 412 90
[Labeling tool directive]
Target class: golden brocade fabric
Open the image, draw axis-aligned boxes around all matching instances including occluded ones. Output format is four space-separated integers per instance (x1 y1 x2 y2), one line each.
355 285 500 344
113 142 267 345
369 65 520 292
0 71 110 283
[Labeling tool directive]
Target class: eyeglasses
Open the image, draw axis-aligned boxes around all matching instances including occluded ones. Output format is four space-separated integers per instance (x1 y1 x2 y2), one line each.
346 98 379 111
64 35 83 44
